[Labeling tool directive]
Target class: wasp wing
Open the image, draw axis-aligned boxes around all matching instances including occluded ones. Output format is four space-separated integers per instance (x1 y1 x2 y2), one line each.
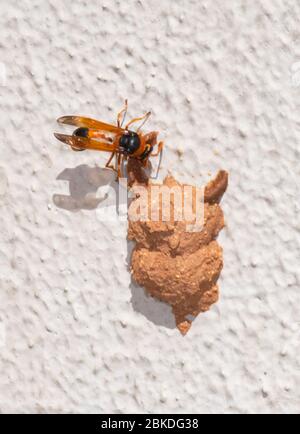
57 116 123 134
54 133 121 153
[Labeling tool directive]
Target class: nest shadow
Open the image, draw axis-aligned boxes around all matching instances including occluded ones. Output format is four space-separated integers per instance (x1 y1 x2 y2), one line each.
127 240 176 330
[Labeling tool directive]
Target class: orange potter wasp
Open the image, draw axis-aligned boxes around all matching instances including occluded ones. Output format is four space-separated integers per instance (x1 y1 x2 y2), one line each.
54 100 164 179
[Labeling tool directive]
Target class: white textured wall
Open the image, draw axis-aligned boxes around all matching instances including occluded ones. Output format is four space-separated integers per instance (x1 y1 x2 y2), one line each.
0 0 299 414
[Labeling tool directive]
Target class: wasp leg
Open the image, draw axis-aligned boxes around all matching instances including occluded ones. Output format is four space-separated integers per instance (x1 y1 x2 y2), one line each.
117 153 122 178
149 141 163 179
105 152 118 173
151 141 164 157
125 111 151 131
117 99 128 128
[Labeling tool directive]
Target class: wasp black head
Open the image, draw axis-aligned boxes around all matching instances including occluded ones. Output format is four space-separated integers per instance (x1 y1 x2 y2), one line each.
119 131 140 155
73 127 89 138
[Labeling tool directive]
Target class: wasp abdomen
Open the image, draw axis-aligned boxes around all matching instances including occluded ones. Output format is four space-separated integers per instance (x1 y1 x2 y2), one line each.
73 127 89 138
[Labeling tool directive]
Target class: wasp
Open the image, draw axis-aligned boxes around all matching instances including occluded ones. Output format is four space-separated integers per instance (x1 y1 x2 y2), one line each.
54 100 164 178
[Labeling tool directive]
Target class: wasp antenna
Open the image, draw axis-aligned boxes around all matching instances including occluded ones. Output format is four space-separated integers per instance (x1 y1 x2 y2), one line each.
136 111 152 132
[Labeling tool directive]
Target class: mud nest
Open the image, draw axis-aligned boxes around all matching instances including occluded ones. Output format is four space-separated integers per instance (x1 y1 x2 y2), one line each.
127 159 228 335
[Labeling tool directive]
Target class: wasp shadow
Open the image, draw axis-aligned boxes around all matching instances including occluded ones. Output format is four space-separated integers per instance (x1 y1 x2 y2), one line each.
53 164 118 212
126 241 176 330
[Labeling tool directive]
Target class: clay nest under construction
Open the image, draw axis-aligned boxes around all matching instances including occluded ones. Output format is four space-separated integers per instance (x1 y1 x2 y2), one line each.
127 159 228 335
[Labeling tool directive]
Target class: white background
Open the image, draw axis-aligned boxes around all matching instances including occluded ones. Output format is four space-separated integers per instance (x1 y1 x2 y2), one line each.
0 0 299 413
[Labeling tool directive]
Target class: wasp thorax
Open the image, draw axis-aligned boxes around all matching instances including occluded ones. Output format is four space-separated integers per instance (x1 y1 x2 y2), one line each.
119 131 140 155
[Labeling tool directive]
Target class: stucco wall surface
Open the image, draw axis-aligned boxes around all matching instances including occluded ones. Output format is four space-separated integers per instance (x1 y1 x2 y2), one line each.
0 0 299 414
